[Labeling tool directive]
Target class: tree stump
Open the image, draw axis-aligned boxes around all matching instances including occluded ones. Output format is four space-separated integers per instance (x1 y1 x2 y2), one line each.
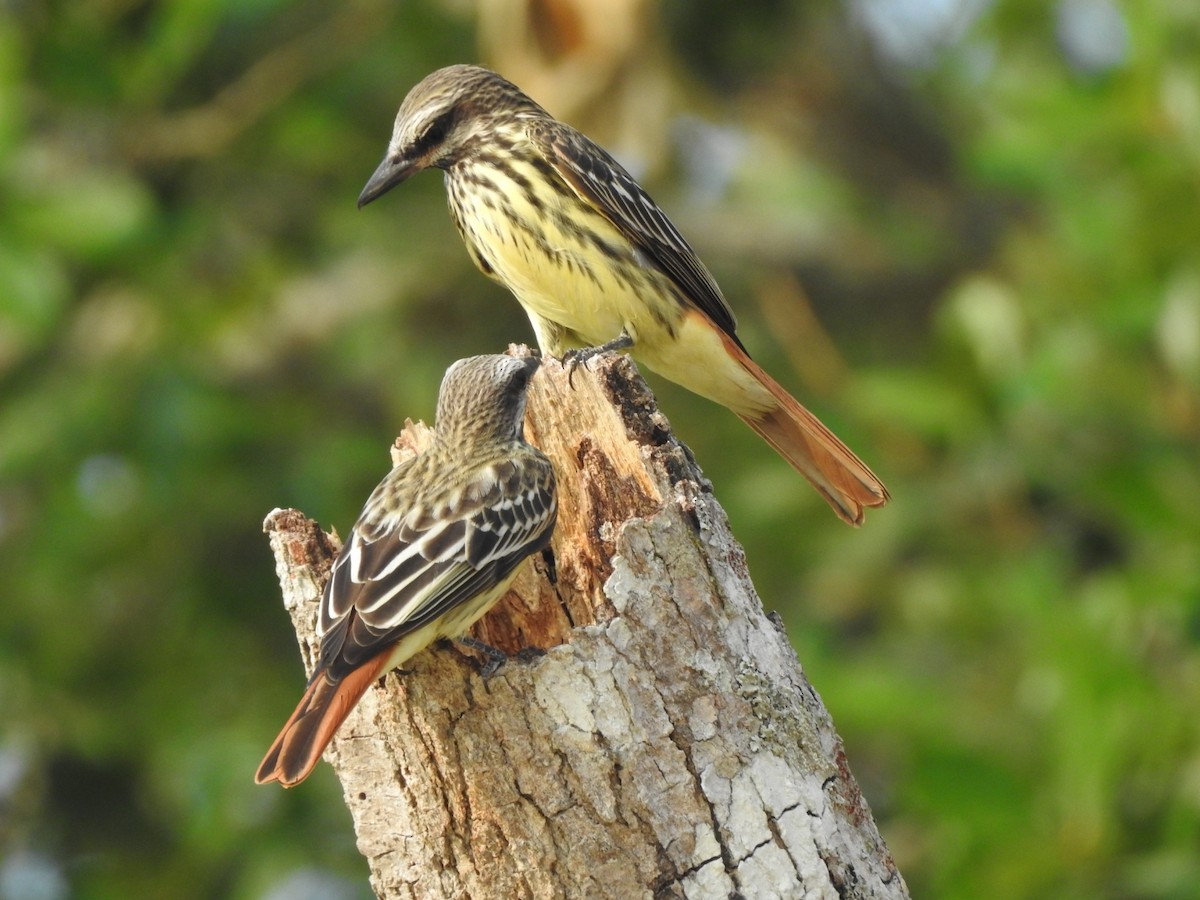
263 349 907 899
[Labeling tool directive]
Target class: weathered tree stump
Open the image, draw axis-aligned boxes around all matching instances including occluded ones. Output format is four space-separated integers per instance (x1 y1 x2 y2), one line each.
263 349 907 899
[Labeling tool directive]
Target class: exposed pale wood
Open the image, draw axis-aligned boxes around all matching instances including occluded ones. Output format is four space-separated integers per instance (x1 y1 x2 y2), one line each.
263 348 907 899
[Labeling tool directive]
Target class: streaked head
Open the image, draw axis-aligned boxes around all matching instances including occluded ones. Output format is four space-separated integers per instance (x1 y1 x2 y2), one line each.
435 353 541 445
358 65 542 208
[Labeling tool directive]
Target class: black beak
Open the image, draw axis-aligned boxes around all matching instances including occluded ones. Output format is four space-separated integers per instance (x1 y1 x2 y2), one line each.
357 155 417 208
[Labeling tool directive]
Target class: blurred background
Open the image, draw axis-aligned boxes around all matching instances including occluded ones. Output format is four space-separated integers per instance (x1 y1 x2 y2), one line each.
2 0 1198 897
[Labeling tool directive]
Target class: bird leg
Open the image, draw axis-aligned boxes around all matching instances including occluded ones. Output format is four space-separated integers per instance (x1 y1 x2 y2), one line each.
454 635 508 677
563 329 634 388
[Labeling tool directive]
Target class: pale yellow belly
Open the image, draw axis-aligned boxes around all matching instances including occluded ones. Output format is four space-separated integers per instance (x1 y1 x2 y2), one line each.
379 575 517 674
457 185 654 345
453 184 774 416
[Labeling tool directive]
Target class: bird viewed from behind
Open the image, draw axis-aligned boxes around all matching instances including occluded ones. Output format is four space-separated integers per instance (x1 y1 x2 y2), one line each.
357 64 888 525
256 353 557 787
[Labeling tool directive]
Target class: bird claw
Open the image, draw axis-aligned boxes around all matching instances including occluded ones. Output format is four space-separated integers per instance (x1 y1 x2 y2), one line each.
562 354 579 388
514 646 546 663
562 349 592 389
478 656 506 679
561 330 634 389
455 635 507 677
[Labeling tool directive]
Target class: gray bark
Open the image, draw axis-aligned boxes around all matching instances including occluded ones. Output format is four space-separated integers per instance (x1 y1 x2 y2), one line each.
263 351 907 899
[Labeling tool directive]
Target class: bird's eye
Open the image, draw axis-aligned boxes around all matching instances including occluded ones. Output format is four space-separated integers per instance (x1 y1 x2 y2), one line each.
413 111 453 154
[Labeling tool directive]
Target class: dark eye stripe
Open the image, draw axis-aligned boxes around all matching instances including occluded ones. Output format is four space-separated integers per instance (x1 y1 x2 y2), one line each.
411 109 454 157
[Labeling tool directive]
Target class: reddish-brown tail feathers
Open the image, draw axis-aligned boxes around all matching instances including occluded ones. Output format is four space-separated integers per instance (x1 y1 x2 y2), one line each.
255 650 392 788
726 337 889 526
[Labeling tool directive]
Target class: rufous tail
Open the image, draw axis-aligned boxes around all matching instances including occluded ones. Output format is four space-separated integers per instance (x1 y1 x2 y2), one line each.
255 650 391 788
727 338 889 526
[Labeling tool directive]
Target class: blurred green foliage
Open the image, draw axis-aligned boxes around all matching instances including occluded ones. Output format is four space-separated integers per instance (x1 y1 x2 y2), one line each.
1 1 1198 898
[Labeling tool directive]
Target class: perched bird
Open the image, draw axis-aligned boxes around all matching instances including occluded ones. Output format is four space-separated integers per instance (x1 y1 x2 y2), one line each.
256 354 556 787
357 64 888 525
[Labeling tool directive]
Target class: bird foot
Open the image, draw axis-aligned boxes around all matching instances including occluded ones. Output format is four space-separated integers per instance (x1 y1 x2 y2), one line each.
514 646 546 663
455 635 508 677
562 330 634 388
